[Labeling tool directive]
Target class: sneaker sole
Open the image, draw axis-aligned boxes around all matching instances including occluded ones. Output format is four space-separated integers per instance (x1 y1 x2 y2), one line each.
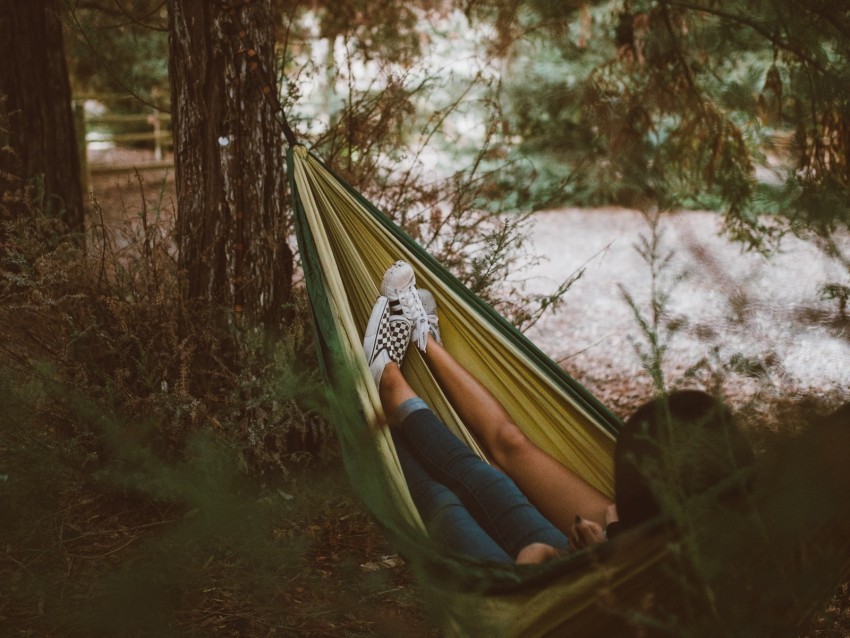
363 296 390 364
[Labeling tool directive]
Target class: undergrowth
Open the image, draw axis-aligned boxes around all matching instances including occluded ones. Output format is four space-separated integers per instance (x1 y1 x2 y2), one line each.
611 210 850 637
0 167 433 635
1 170 331 475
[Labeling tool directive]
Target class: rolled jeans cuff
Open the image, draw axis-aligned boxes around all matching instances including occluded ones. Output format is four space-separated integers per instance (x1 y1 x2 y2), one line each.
394 397 430 424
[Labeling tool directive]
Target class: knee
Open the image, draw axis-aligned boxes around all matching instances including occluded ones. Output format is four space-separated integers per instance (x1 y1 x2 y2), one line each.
489 420 532 466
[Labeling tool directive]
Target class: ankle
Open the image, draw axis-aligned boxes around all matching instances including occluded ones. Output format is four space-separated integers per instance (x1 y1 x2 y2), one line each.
378 362 411 403
378 362 401 393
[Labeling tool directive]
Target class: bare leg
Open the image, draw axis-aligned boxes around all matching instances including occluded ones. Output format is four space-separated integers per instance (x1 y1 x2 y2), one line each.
379 363 416 416
379 361 565 562
422 335 613 531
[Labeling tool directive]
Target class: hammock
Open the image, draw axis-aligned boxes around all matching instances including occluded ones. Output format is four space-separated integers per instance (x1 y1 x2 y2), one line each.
285 144 850 637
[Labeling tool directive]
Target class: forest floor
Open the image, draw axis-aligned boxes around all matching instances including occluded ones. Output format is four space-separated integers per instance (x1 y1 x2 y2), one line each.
72 151 850 636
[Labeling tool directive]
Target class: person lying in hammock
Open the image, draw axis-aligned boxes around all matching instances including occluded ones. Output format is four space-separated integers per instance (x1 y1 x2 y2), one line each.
362 260 754 564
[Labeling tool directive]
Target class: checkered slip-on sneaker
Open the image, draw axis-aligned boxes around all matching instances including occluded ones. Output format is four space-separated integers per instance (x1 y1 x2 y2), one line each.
380 260 430 352
418 289 441 346
363 296 412 386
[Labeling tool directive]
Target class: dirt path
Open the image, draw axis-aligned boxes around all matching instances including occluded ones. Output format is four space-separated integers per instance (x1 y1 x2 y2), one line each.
522 207 850 418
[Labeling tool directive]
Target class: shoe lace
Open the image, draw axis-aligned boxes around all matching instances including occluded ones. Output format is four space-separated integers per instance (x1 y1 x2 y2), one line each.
427 313 439 332
397 286 428 348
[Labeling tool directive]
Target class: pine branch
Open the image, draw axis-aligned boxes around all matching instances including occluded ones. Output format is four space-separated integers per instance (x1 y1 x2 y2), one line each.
67 0 168 32
63 1 169 112
796 1 850 41
108 0 167 32
657 0 700 98
667 0 828 73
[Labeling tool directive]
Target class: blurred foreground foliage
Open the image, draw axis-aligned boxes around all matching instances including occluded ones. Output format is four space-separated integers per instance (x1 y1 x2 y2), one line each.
0 165 431 635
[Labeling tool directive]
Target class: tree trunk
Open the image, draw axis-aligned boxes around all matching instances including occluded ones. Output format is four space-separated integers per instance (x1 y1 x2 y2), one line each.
0 0 85 236
167 0 293 326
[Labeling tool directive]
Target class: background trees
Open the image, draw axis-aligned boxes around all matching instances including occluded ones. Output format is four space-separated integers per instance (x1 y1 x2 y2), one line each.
53 0 850 318
269 0 849 312
64 0 169 97
0 0 84 237
7 0 848 312
493 0 850 250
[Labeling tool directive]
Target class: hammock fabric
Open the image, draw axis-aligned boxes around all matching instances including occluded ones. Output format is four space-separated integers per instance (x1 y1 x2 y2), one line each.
285 144 850 637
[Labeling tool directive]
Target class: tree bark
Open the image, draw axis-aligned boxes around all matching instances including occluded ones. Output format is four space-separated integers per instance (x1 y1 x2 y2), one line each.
167 0 293 326
0 0 85 236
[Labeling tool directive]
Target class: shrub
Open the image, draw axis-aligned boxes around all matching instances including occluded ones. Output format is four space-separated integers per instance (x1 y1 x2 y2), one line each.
0 172 332 474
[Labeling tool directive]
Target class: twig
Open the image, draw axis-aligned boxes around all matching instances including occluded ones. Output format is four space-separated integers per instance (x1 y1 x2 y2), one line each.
557 335 617 364
0 550 37 578
666 0 828 73
299 587 408 617
63 2 169 112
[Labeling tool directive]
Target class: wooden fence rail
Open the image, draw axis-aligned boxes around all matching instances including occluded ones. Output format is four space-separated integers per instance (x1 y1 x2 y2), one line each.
73 93 173 193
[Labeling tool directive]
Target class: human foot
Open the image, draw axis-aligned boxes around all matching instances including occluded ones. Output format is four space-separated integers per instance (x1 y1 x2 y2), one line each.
380 261 430 352
418 289 442 346
363 296 411 386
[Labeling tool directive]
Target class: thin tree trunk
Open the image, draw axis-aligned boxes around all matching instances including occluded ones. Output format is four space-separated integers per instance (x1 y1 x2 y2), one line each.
0 0 85 237
167 0 293 326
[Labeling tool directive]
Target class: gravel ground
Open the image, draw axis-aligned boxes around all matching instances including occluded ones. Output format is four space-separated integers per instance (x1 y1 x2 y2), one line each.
521 207 850 418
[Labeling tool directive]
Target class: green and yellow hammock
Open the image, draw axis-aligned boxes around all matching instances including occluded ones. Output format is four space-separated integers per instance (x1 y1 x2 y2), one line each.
286 144 850 637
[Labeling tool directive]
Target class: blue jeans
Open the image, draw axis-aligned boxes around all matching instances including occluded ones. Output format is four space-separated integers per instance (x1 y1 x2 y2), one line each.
392 398 569 562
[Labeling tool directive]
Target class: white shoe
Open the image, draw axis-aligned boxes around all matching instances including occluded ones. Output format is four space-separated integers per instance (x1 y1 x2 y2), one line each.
380 261 430 352
418 289 441 346
363 296 411 386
